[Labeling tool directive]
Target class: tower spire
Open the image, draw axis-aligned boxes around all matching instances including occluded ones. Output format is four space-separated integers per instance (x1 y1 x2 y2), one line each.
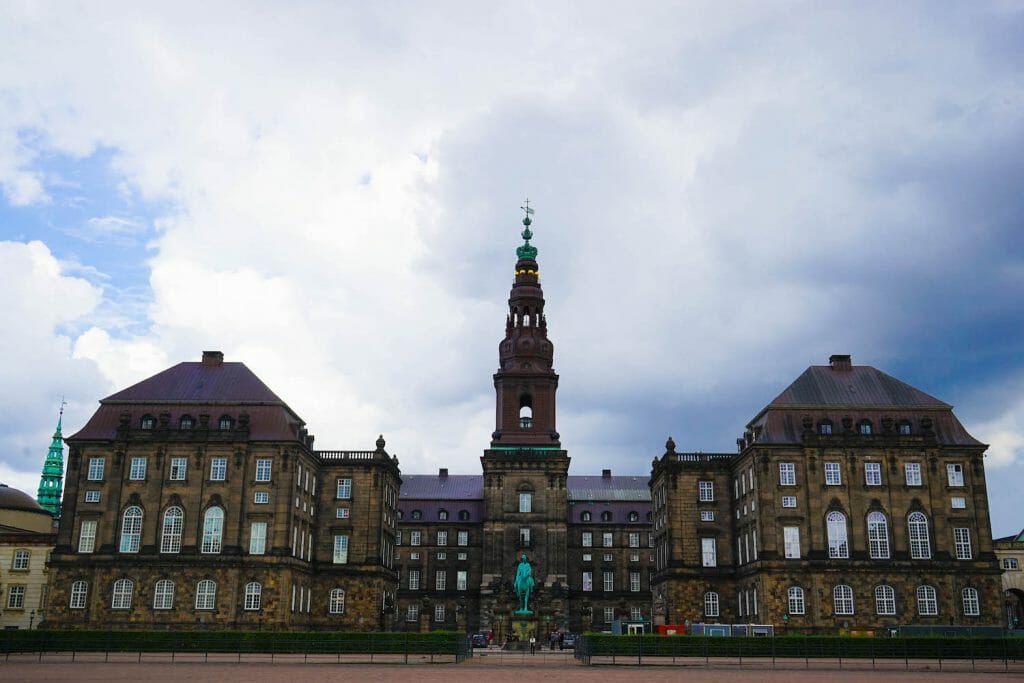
37 399 66 517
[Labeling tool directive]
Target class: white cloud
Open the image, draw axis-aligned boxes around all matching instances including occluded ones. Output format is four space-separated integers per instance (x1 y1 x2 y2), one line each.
973 401 1024 469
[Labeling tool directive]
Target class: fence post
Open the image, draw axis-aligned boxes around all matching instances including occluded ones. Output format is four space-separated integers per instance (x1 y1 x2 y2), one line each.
771 634 776 669
637 635 642 666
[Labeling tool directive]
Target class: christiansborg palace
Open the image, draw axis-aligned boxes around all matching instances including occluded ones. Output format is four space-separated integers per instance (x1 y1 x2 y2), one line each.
37 213 1002 635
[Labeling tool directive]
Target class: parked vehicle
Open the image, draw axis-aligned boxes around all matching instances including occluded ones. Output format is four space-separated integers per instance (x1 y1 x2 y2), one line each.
560 633 577 650
470 632 489 648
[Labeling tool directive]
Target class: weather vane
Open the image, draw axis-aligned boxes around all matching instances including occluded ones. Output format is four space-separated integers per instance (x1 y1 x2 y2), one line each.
521 198 534 219
60 395 67 417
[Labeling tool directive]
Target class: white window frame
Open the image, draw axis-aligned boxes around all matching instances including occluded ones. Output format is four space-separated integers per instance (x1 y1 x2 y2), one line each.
603 571 614 592
244 582 262 611
908 512 932 559
111 579 133 609
408 569 420 591
905 462 922 486
954 527 973 560
254 491 269 504
917 585 938 615
962 587 980 616
336 478 352 499
434 604 445 622
788 586 805 615
437 530 448 546
947 463 964 487
630 571 641 592
867 511 890 559
582 571 593 592
875 584 896 615
864 462 882 486
458 530 468 546
457 570 467 591
255 459 272 482
704 591 719 617
330 588 346 614
602 532 613 548
84 490 101 503
701 537 716 567
824 462 842 486
435 570 446 591
169 457 187 481
87 457 105 481
826 511 849 558
951 496 967 509
784 526 801 559
79 520 97 553
410 531 421 546
779 462 796 486
700 510 715 521
70 580 89 609
129 457 147 481
161 506 184 554
250 521 267 555
210 457 227 481
120 505 143 553
519 491 532 512
782 496 797 508
603 607 615 623
201 507 224 554
629 532 640 548
406 604 419 621
582 531 593 547
195 579 217 610
698 480 714 502
833 585 854 615
12 549 29 570
336 507 350 519
333 534 349 564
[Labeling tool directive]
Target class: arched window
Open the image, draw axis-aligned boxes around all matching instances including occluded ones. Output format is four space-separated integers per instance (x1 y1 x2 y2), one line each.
818 420 833 435
140 414 155 430
788 586 805 615
704 591 720 617
908 512 931 559
916 585 938 615
179 415 194 430
962 587 980 616
581 511 591 522
458 510 470 521
867 511 890 559
218 415 234 430
875 585 896 615
161 506 184 554
519 395 533 429
858 420 873 435
120 506 143 553
438 509 448 521
111 578 133 609
833 585 854 615
244 582 262 611
201 507 224 554
329 588 346 614
826 511 849 558
195 579 217 610
601 511 613 522
69 580 88 609
629 511 639 522
153 579 175 610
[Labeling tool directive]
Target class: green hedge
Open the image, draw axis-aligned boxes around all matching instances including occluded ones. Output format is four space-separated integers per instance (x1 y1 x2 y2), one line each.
582 634 1024 660
0 630 464 655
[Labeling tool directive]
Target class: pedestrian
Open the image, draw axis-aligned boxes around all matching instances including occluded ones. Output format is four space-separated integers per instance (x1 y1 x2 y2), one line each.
529 635 536 654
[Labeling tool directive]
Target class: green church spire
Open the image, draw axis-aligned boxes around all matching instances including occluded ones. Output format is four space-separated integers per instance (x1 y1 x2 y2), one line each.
37 401 66 517
516 199 538 261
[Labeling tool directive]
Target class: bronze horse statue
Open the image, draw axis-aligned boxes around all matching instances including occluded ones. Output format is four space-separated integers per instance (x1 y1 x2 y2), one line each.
514 553 535 613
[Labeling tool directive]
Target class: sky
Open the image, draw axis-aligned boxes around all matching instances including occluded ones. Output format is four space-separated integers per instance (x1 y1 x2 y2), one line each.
1 2 1022 536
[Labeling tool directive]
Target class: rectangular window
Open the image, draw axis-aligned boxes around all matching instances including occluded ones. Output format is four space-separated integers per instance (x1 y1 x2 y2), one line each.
865 462 882 486
78 520 97 553
129 457 147 480
630 606 642 621
519 527 530 546
336 507 350 518
603 607 614 623
824 462 842 485
410 552 420 560
254 491 269 504
582 553 592 562
779 462 796 486
336 478 352 499
701 537 717 567
603 553 613 562
12 550 29 570
84 490 100 503
603 532 613 548
954 527 972 560
458 552 467 560
431 569 446 592
603 571 614 592
406 604 419 621
947 463 964 487
410 531 421 546
905 462 922 486
630 553 639 562
630 571 641 592
582 571 593 592
1004 558 1020 570
582 531 592 547
519 491 532 512
170 457 187 481
437 530 448 546
457 570 468 591
255 459 272 482
629 532 640 548
250 522 267 555
698 480 714 502
434 604 445 622
782 496 797 508
210 457 227 481
70 581 89 609
333 535 349 564
437 552 446 560
700 510 715 521
87 457 105 481
458 530 468 546
951 496 967 509
784 526 801 559
7 585 26 609
408 569 420 591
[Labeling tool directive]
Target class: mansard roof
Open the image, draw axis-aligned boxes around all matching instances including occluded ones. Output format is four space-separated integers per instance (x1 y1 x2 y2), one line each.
567 475 651 502
103 361 287 405
399 474 484 500
767 364 949 409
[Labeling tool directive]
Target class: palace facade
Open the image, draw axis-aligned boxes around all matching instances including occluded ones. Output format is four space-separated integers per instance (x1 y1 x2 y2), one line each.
42 213 1002 633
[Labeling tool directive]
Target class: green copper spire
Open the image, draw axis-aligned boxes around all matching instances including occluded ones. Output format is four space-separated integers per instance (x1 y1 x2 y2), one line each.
516 199 538 260
36 401 66 517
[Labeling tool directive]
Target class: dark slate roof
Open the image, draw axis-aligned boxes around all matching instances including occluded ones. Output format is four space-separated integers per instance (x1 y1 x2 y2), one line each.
567 475 650 502
399 475 484 500
767 365 948 409
398 500 485 523
995 529 1024 544
104 361 287 405
71 405 304 441
0 484 50 514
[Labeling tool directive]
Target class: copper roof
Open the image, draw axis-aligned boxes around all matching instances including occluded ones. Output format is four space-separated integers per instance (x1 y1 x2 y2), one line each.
0 484 50 515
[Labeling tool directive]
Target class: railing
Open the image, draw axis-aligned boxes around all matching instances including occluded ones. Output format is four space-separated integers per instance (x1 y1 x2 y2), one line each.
576 634 1024 672
675 452 735 463
316 450 378 461
0 630 470 665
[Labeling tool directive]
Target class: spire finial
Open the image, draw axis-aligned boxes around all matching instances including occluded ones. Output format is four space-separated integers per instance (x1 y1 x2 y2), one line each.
516 199 538 260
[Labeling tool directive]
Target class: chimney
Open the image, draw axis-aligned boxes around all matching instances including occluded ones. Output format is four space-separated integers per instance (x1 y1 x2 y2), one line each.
202 350 224 366
439 468 449 478
829 354 852 371
602 469 612 479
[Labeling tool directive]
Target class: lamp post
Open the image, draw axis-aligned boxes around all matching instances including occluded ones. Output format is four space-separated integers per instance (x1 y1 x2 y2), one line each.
29 609 36 630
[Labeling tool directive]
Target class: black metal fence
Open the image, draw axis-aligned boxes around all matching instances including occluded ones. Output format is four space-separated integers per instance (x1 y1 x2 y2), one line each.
575 634 1024 672
0 630 471 665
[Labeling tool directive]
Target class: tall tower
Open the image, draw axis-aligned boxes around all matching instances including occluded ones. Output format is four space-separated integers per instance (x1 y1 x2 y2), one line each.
37 403 66 517
480 204 570 633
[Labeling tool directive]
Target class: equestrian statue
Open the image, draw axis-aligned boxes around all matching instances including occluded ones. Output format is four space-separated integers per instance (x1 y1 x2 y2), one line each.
514 553 535 614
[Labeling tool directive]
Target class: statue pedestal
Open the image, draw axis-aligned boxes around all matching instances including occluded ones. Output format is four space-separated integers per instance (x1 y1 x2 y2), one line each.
510 616 537 643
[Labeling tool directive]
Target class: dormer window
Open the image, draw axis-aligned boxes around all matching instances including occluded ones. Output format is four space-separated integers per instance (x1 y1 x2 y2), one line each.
411 510 422 520
818 420 833 435
438 509 448 521
601 511 613 522
140 415 155 430
581 511 592 522
218 415 234 430
458 509 470 521
858 420 873 435
628 511 639 522
179 415 194 430
898 421 912 435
